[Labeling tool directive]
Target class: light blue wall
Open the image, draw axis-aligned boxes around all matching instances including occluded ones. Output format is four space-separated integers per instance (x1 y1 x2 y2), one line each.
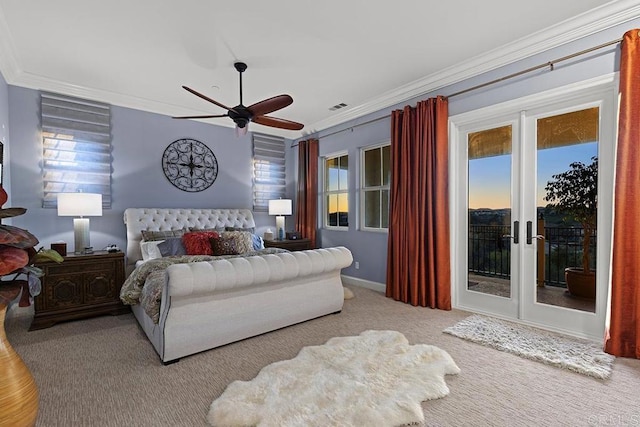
7 85 287 253
305 20 639 285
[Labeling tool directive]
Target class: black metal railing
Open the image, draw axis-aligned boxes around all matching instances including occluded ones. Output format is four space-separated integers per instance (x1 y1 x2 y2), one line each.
469 224 597 287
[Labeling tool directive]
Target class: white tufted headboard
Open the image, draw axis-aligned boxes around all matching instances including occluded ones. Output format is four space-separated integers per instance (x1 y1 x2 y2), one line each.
123 208 255 275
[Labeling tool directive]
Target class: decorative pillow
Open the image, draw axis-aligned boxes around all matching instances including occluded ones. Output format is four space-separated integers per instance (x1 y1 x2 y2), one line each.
251 234 265 250
221 231 253 254
182 231 219 255
140 240 164 261
225 226 256 234
141 229 187 242
210 235 240 256
157 237 187 257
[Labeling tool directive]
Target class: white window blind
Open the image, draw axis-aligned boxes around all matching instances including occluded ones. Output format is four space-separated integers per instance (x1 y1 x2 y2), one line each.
252 133 286 212
41 92 112 208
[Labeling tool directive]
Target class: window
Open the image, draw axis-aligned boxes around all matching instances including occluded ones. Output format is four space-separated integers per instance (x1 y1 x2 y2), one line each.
361 144 390 229
252 133 286 212
324 153 348 228
41 92 112 208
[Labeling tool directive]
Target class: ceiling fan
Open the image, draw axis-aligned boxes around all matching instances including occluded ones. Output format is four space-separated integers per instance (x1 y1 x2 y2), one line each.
173 61 304 133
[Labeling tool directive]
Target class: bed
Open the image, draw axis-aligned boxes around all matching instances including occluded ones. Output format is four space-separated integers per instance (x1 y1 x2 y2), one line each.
122 208 352 363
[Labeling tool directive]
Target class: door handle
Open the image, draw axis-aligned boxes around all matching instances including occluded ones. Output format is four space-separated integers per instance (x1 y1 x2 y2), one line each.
526 221 544 244
502 220 519 244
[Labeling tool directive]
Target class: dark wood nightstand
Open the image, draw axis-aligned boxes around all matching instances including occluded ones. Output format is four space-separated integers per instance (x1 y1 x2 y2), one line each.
29 251 129 330
263 238 312 251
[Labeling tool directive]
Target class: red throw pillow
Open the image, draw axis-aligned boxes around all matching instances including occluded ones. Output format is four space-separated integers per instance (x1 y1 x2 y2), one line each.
182 231 219 255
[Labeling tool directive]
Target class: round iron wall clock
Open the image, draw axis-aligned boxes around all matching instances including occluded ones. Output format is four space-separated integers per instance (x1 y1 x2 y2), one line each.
162 138 218 192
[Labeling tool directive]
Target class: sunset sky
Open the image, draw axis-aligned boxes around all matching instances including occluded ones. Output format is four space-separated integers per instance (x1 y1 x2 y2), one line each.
468 141 598 209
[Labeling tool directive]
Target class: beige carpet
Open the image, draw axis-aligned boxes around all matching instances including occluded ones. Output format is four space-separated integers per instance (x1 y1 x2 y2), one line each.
5 286 640 427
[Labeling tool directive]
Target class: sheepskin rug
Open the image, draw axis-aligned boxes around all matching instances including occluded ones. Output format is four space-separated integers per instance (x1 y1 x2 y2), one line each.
444 314 615 379
207 330 460 426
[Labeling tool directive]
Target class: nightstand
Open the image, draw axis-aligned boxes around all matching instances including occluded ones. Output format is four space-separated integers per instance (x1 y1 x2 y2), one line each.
263 238 312 251
29 251 129 330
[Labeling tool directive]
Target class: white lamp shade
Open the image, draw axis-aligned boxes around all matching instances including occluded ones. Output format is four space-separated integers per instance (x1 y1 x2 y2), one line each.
268 199 292 216
57 193 103 217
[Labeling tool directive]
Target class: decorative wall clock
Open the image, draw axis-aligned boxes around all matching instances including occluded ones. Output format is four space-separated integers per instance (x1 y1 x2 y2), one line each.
162 138 218 192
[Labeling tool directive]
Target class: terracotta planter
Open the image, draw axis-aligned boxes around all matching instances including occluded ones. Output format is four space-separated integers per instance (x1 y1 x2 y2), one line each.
564 267 596 299
0 302 39 426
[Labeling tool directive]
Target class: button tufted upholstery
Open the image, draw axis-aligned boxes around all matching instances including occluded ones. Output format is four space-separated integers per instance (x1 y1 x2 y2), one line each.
123 208 255 274
165 247 353 298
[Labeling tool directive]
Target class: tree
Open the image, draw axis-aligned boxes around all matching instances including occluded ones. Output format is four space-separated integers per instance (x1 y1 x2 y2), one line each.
543 156 597 273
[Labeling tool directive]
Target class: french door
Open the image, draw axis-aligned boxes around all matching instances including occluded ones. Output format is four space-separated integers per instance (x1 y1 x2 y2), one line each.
450 77 616 340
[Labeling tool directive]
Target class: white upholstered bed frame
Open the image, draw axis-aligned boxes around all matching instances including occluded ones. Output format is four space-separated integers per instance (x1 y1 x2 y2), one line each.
122 208 351 363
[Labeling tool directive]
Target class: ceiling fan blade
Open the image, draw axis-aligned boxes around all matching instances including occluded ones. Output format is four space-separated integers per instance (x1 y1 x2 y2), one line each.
253 115 304 131
247 95 293 117
172 114 229 119
182 86 238 113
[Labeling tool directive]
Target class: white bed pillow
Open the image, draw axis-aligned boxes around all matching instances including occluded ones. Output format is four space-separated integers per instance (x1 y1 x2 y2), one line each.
140 240 165 261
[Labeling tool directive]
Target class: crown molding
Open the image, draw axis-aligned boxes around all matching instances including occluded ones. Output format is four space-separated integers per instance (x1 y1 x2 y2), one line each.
1 1 638 141
304 0 640 138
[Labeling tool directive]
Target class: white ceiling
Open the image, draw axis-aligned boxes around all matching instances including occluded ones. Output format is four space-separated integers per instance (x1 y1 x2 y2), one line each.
0 1 637 138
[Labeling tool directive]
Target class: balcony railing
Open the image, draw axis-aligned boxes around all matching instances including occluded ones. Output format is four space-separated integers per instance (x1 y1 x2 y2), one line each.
468 223 597 287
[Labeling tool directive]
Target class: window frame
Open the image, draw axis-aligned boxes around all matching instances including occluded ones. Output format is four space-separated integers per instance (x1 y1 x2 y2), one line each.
360 141 391 232
323 151 349 230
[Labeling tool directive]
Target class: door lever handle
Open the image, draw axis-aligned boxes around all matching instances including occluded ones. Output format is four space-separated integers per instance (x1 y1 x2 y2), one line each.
502 220 519 244
526 222 545 244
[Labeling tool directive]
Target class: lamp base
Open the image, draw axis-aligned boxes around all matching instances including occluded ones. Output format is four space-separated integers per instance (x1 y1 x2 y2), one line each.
275 216 285 241
73 218 91 254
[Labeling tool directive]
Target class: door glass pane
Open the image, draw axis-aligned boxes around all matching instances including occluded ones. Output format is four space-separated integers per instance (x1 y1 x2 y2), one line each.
536 107 598 312
468 125 512 298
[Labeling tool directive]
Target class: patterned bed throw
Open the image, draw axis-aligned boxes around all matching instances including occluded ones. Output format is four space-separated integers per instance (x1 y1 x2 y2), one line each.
120 248 286 323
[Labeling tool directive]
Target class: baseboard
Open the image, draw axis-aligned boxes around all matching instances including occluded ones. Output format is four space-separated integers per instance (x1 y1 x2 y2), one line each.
341 275 385 293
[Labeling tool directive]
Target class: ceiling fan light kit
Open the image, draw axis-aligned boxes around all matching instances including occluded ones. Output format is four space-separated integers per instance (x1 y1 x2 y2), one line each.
173 62 304 133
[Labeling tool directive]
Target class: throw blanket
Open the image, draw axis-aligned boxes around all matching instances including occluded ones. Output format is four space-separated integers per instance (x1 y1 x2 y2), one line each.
120 248 286 323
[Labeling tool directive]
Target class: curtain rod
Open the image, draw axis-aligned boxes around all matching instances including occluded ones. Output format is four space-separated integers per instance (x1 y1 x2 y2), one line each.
447 37 622 99
293 36 622 146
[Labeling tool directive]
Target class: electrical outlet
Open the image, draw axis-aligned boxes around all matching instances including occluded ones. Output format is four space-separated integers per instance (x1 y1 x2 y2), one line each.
355 261 360 269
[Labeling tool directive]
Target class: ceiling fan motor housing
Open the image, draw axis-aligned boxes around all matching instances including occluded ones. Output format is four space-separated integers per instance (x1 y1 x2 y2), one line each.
228 105 252 128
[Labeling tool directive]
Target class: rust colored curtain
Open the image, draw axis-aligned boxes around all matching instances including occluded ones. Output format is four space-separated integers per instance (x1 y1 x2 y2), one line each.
386 97 451 309
295 139 319 248
605 29 640 358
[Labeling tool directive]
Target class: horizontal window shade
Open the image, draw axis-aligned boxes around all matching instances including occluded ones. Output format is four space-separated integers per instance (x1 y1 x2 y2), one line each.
253 133 286 212
41 92 112 209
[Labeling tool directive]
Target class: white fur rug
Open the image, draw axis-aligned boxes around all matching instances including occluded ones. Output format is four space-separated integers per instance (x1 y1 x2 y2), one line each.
207 330 460 426
444 314 614 379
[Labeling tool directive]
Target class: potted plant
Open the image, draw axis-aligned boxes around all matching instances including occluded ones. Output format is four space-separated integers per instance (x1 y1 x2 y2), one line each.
0 186 62 426
543 156 597 299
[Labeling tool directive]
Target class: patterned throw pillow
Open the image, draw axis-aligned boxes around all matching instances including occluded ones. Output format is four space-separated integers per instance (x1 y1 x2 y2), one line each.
182 231 219 255
141 229 187 241
210 235 240 256
225 226 256 234
221 231 253 254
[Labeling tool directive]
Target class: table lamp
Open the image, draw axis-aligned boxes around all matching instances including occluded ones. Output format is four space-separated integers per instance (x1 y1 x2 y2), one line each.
57 193 103 254
268 199 292 241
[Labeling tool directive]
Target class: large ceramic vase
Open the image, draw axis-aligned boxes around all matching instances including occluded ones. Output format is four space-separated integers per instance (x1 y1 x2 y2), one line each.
565 267 596 299
0 302 39 427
